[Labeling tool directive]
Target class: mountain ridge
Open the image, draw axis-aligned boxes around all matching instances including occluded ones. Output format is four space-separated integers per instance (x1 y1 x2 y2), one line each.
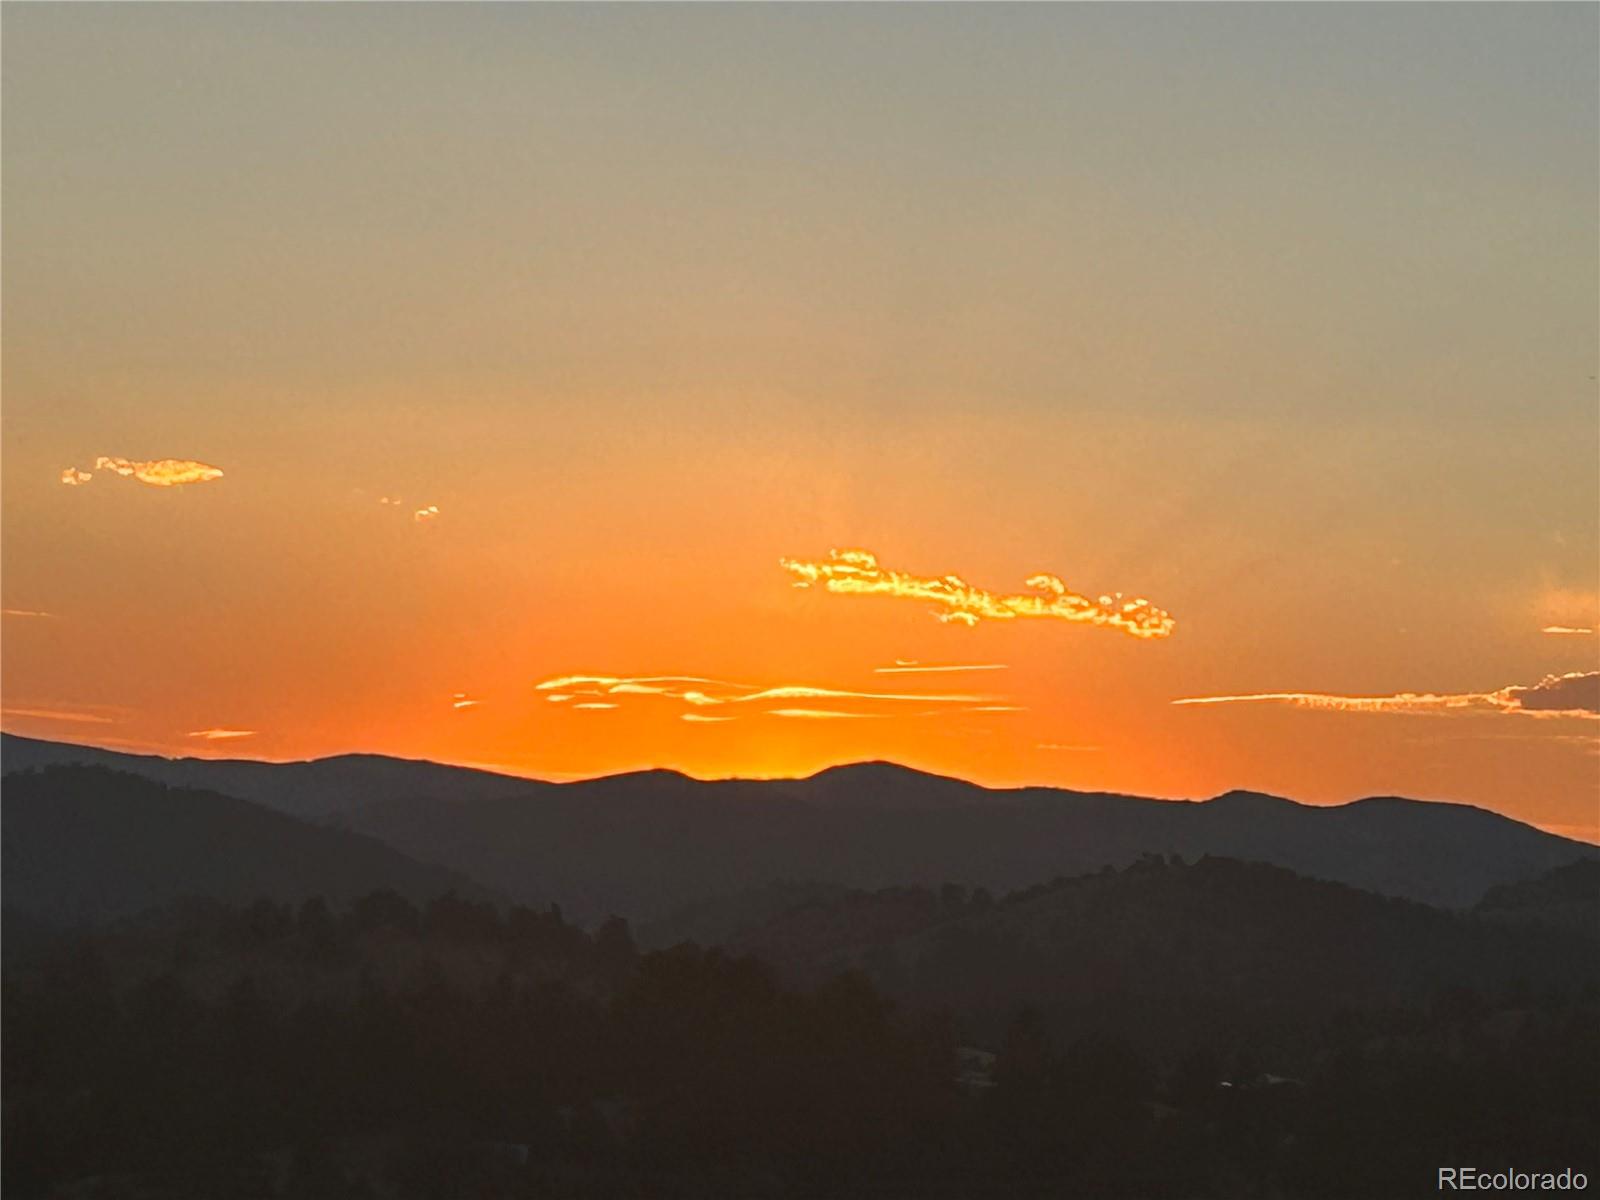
5 734 1591 923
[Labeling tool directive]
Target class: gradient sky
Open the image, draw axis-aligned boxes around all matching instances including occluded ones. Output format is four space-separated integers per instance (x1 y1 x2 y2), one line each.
4 4 1597 839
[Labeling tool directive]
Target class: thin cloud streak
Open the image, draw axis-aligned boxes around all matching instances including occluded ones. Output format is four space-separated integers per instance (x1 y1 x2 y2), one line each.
2 706 117 725
1172 671 1599 719
873 662 1009 675
780 548 1175 639
188 729 256 740
768 708 885 720
2 609 57 619
533 671 1011 722
1543 626 1595 636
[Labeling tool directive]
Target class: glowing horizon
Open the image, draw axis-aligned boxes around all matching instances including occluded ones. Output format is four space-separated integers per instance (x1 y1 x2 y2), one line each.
3 4 1596 841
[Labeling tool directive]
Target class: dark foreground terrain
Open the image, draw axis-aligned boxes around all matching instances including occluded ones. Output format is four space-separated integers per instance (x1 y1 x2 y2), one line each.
5 855 1597 1199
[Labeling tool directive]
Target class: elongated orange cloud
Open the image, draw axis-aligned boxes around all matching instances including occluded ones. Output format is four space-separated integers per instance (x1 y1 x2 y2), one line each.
873 662 1008 674
769 708 885 720
188 728 256 740
61 458 224 487
1172 671 1599 719
780 549 1175 639
1543 625 1595 636
532 671 1014 723
2 706 116 724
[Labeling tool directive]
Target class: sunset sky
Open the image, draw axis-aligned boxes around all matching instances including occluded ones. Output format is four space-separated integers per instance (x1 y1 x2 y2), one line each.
3 5 1596 839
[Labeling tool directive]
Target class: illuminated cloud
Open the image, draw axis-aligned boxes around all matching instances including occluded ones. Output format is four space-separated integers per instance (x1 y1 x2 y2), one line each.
414 505 440 523
451 693 481 710
1 706 116 724
780 549 1175 639
681 713 735 723
1543 626 1595 636
2 608 56 619
1172 671 1599 719
188 728 256 740
379 496 404 506
873 662 1008 675
768 708 885 720
739 684 991 704
533 671 1011 722
63 457 225 487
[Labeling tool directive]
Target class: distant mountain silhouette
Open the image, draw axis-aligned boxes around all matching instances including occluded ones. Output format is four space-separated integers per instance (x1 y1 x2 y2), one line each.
0 733 539 822
1 766 497 924
721 855 1600 1056
4 735 1592 924
1477 857 1600 933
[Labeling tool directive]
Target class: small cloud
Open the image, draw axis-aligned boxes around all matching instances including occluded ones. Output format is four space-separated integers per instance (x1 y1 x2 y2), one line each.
544 694 574 703
681 713 735 723
1509 672 1600 714
188 728 256 740
1173 671 1599 719
572 701 618 710
451 693 481 710
379 496 403 506
1543 626 1595 636
2 608 57 619
874 662 1008 675
1037 742 1101 752
780 548 1175 639
414 505 440 523
63 457 224 488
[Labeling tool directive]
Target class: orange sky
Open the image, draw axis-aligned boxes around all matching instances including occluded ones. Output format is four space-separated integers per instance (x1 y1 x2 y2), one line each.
3 5 1597 840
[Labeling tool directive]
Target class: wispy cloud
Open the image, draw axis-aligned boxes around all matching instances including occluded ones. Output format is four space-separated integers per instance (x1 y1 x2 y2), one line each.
572 701 618 710
873 662 1009 675
769 708 885 720
2 608 57 619
451 693 481 710
61 457 224 488
1173 671 1599 719
1037 742 1101 752
414 505 440 523
1543 625 1595 636
188 728 256 740
681 713 735 723
533 671 1014 722
1 706 117 725
780 548 1175 639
